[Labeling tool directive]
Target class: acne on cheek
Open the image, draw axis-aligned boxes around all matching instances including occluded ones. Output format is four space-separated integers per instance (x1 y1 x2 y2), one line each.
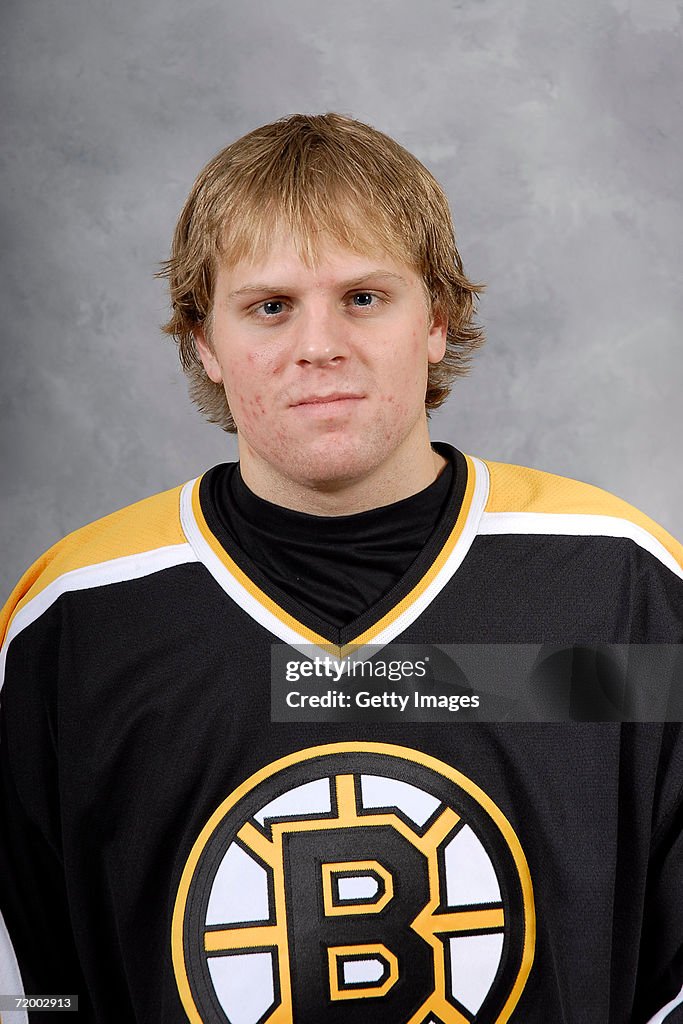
223 373 252 417
233 394 266 431
246 349 284 375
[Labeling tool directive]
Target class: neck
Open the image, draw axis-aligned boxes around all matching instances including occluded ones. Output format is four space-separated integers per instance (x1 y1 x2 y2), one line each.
237 428 446 516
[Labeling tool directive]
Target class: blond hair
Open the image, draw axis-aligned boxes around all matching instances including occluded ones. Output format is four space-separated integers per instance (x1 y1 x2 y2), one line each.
159 113 484 432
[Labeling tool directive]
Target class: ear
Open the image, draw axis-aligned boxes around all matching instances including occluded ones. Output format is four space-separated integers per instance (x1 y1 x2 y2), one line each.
194 324 223 384
427 308 448 364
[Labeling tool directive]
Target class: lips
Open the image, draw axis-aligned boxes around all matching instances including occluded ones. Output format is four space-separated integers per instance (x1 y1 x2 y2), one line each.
291 393 363 407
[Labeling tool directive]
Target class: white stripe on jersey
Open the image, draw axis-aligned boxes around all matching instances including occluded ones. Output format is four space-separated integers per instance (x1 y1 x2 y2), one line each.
478 511 683 582
646 982 683 1023
0 544 198 693
0 906 28 1024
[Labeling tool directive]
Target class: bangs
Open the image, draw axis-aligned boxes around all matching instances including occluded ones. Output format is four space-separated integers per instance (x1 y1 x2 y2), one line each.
215 178 419 273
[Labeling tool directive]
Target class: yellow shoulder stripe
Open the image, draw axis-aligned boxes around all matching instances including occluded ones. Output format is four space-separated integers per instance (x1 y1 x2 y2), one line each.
0 485 185 647
484 460 683 570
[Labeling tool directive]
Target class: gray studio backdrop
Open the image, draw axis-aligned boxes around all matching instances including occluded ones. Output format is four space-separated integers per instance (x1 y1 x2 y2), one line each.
1 0 682 603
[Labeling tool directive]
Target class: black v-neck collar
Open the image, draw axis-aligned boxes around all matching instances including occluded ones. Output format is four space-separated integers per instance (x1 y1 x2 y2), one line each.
203 449 454 632
183 446 485 655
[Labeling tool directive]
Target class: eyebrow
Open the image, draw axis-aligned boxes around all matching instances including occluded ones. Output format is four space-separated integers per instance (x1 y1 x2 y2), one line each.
225 270 409 302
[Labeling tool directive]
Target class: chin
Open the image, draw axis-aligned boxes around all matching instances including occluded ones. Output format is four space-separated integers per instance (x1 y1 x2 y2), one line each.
281 438 383 489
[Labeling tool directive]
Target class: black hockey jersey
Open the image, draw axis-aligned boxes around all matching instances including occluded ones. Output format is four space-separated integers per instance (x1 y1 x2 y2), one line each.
1 446 682 1023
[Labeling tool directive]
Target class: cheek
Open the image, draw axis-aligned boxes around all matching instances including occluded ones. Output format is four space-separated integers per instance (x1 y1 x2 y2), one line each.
384 330 427 392
374 328 428 424
221 353 275 433
234 348 283 382
227 381 264 426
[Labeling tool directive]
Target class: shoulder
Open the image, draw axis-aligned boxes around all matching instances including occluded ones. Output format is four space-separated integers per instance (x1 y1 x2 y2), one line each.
474 456 683 581
0 481 198 656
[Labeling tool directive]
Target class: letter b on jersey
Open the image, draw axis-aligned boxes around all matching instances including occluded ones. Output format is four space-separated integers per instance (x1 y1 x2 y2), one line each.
283 825 433 1023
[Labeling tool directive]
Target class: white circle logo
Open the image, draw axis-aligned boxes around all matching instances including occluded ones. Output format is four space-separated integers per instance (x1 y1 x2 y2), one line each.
173 742 535 1023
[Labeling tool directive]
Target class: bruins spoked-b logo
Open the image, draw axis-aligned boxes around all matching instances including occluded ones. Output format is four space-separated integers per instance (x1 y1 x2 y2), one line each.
172 743 535 1023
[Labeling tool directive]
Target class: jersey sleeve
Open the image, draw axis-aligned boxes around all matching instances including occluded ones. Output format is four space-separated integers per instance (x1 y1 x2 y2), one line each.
635 724 683 1023
483 458 683 642
0 483 187 1017
0 606 94 1018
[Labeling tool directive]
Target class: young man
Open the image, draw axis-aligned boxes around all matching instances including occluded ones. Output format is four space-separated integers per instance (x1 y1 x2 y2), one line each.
1 113 682 1024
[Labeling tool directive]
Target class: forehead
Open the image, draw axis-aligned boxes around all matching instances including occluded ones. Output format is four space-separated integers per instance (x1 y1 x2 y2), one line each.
215 232 423 298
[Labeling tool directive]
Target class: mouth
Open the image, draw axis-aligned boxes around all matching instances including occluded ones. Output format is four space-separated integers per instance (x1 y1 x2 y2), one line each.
291 393 364 409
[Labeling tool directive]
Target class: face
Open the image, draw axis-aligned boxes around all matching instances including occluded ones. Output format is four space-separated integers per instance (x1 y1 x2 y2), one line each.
195 234 447 495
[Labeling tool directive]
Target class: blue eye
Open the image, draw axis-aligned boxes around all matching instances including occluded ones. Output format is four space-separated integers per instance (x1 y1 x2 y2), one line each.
261 300 284 315
352 293 375 307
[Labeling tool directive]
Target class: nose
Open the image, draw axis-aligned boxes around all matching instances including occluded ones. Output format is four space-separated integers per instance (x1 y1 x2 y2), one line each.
292 303 349 367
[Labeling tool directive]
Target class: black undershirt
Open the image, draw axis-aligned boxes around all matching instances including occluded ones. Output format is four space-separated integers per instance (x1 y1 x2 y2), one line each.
206 449 455 628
